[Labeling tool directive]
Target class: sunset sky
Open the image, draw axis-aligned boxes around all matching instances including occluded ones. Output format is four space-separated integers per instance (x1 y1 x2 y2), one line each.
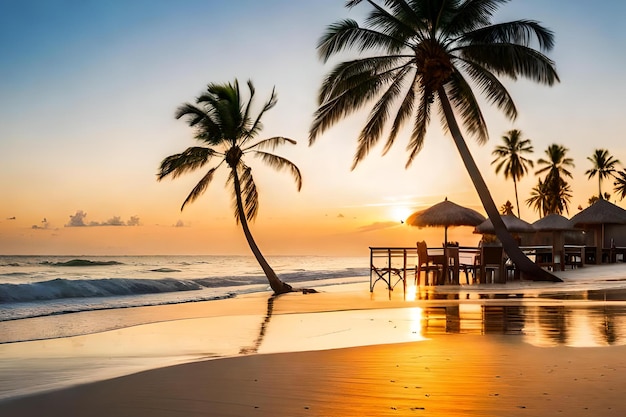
1 0 626 256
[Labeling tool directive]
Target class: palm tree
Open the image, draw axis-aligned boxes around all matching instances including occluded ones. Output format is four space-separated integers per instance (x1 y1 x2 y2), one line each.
157 79 302 294
526 178 550 217
491 129 534 217
536 144 574 179
550 177 573 215
309 0 560 281
535 144 574 214
527 176 572 217
585 149 620 199
500 200 515 215
614 170 626 201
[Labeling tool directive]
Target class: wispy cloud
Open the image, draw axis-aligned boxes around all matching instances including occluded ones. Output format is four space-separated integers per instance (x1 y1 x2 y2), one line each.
357 221 401 233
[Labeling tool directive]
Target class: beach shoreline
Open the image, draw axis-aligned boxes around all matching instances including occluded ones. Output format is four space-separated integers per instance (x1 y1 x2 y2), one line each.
3 264 626 415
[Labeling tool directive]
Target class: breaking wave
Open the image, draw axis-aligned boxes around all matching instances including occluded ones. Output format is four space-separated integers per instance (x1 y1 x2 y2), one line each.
0 278 202 303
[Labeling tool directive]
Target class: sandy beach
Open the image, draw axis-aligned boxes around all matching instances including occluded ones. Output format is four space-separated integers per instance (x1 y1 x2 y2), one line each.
3 264 626 416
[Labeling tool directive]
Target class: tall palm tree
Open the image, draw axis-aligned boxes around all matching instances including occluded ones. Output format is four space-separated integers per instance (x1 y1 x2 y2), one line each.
491 129 534 217
614 170 626 201
309 0 560 281
585 149 620 199
535 144 574 214
157 79 302 294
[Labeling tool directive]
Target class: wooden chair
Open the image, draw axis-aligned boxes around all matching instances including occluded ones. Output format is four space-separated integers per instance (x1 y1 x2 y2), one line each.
478 246 505 284
415 241 442 285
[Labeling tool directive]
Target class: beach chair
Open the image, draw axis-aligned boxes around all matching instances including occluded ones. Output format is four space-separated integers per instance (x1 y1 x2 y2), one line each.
415 241 443 286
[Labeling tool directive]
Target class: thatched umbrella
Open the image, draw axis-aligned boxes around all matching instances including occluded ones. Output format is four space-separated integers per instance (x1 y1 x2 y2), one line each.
474 214 535 234
532 213 575 231
406 198 486 245
570 199 626 263
570 198 626 225
532 214 576 271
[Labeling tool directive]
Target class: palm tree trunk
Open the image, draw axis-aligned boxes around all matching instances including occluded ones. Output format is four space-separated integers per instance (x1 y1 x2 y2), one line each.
437 88 561 282
513 178 520 218
599 177 603 199
232 169 293 294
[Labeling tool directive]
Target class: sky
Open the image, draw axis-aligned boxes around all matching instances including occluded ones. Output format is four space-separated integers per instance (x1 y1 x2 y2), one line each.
1 0 626 256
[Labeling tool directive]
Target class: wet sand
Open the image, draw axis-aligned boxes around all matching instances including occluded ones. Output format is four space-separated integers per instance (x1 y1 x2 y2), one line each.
3 264 626 416
2 335 626 416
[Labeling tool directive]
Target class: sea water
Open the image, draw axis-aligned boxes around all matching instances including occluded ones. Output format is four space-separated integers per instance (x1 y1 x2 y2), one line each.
0 255 371 400
0 255 370 323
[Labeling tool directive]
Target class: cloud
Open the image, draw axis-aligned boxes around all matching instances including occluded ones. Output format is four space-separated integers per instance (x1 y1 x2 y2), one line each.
67 211 88 227
65 210 141 227
31 218 49 230
357 221 401 233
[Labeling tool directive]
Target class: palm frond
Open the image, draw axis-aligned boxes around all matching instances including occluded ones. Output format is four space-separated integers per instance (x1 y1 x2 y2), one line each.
459 43 559 86
352 65 413 167
317 19 405 63
614 170 626 201
245 137 297 152
252 151 303 191
458 59 517 120
317 55 408 104
444 70 489 144
383 69 418 156
404 87 432 168
245 86 278 143
365 2 424 42
240 165 259 222
175 103 209 126
310 62 405 144
227 165 259 223
241 79 256 126
447 0 506 34
461 19 556 51
180 167 218 211
157 147 220 180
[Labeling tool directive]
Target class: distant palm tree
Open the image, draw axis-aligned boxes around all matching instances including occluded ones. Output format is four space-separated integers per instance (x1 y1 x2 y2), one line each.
614 170 626 201
309 0 560 281
491 129 534 217
536 144 575 180
526 178 549 217
500 200 515 215
158 79 302 294
551 177 573 215
585 149 620 199
535 144 574 214
527 176 572 216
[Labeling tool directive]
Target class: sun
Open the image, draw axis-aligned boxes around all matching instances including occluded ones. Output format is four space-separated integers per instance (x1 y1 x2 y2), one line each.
390 205 413 223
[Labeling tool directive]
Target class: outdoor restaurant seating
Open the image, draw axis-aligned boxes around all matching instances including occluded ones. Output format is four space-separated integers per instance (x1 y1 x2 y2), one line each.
416 241 443 285
477 246 505 284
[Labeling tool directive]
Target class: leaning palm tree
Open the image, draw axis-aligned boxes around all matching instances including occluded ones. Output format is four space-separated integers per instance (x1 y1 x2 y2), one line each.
614 170 626 201
158 79 302 294
491 129 534 217
585 149 620 199
309 0 560 281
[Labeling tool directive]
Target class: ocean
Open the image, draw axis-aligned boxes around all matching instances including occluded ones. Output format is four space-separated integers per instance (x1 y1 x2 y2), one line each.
0 255 370 324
